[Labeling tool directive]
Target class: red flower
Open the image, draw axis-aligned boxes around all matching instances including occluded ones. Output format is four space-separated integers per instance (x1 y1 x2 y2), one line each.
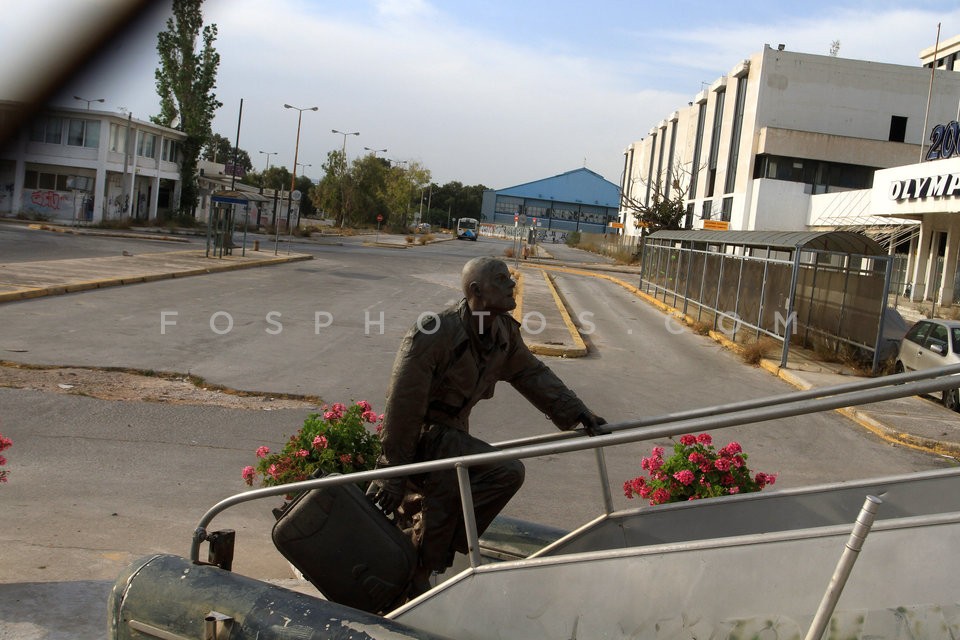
679 434 697 446
696 433 713 446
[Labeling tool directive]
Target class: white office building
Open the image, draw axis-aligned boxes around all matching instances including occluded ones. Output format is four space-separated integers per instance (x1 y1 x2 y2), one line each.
0 102 186 224
619 43 960 237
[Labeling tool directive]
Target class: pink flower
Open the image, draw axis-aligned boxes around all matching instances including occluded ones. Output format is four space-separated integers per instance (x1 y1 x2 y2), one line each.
295 449 309 458
241 466 256 485
0 435 12 451
313 435 328 450
267 464 279 479
696 433 712 445
623 481 634 498
339 453 353 465
728 486 740 494
356 400 372 412
255 446 270 458
714 457 732 471
755 472 777 488
323 411 338 421
362 410 378 424
673 470 695 486
651 488 671 505
722 441 742 455
679 434 697 446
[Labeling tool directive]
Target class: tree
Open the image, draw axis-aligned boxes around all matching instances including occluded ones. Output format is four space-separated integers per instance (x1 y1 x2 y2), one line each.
202 132 252 172
153 0 222 218
622 159 697 233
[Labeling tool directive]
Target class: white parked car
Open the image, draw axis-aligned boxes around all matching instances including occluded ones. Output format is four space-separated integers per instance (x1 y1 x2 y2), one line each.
895 318 960 410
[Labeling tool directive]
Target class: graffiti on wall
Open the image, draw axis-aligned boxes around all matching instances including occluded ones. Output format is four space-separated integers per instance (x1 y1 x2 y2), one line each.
22 189 77 220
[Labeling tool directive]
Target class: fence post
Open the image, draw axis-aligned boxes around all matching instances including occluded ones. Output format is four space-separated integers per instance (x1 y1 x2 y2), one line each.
780 250 803 368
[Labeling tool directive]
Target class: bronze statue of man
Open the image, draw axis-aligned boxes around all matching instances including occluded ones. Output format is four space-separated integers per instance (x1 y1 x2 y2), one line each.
369 256 606 596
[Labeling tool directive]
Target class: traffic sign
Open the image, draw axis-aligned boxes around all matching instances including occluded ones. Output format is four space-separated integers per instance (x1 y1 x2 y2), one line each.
376 214 383 222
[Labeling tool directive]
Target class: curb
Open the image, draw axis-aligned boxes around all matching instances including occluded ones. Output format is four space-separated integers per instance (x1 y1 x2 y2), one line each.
523 269 588 358
0 253 312 303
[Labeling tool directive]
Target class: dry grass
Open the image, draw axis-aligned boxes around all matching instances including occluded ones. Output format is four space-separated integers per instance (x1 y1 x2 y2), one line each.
503 247 515 258
691 320 712 335
740 337 778 365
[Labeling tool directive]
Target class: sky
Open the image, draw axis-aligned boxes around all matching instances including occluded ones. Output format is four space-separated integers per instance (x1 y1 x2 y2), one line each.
6 0 960 189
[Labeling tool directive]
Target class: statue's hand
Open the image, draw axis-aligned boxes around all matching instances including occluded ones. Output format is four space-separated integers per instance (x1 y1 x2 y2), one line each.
367 477 406 515
579 411 609 437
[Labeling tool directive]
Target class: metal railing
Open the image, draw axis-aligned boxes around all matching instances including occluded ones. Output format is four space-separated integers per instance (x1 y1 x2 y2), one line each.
190 363 960 567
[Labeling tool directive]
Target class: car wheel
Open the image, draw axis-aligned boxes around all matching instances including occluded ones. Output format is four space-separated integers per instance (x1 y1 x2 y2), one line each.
943 388 960 412
894 361 905 374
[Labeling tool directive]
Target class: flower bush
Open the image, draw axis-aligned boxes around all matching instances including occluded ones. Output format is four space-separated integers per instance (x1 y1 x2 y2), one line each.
623 433 776 506
0 432 11 484
242 401 382 491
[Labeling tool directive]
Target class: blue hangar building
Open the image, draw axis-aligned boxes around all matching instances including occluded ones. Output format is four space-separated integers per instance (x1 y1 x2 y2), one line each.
480 168 621 234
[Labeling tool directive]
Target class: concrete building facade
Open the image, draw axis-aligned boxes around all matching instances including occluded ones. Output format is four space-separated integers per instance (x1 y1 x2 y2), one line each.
620 45 960 236
0 102 186 224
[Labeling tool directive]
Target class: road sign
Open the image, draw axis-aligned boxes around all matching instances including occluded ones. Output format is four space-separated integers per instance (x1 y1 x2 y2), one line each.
376 214 383 222
703 220 729 230
291 190 302 202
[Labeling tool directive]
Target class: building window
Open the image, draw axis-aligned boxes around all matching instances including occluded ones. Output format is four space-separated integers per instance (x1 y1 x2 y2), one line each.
889 115 907 143
645 133 657 207
702 200 712 221
29 116 64 144
161 138 179 162
665 120 679 199
137 132 157 158
684 203 694 229
67 119 100 148
721 197 733 222
689 102 706 199
753 154 877 190
706 89 725 198
724 76 748 194
109 123 128 153
655 125 667 199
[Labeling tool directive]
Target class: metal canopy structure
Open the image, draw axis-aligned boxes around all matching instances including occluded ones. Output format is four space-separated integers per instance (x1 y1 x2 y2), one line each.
648 229 885 256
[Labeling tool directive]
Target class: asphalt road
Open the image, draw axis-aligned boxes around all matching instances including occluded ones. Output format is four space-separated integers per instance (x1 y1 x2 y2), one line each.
0 226 954 637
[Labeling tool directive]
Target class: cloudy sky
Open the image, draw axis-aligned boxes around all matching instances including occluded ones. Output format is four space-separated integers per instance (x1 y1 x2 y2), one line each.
7 1 960 188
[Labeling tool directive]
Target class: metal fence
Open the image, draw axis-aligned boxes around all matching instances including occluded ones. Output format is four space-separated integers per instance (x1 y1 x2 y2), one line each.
638 240 894 373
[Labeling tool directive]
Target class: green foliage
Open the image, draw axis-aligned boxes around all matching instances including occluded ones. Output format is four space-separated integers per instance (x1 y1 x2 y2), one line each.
565 231 581 247
202 132 252 171
153 0 222 217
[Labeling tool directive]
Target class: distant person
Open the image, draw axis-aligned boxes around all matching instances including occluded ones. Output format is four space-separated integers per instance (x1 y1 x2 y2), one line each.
368 256 607 597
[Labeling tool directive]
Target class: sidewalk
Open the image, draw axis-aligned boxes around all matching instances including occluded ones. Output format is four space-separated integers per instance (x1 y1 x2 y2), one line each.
0 246 312 303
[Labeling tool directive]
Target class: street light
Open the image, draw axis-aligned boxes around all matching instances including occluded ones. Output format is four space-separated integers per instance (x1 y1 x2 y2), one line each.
258 150 277 170
332 129 359 228
283 104 318 231
74 96 105 110
364 146 387 157
296 162 312 173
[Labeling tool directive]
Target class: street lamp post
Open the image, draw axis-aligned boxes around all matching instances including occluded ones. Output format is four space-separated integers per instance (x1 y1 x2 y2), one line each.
332 129 359 228
364 146 387 157
73 96 105 110
258 150 277 170
283 104 318 234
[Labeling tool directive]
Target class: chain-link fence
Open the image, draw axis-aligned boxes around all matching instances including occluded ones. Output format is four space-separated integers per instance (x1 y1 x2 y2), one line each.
638 236 894 373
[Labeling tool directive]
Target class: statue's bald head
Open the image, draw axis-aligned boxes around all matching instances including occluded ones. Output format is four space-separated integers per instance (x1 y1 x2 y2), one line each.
461 257 516 317
461 256 504 297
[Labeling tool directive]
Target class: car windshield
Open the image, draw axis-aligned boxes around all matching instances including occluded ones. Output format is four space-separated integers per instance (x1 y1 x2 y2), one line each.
952 328 960 353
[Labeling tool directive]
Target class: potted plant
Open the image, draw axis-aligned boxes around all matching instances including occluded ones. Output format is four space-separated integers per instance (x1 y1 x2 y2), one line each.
623 433 776 505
